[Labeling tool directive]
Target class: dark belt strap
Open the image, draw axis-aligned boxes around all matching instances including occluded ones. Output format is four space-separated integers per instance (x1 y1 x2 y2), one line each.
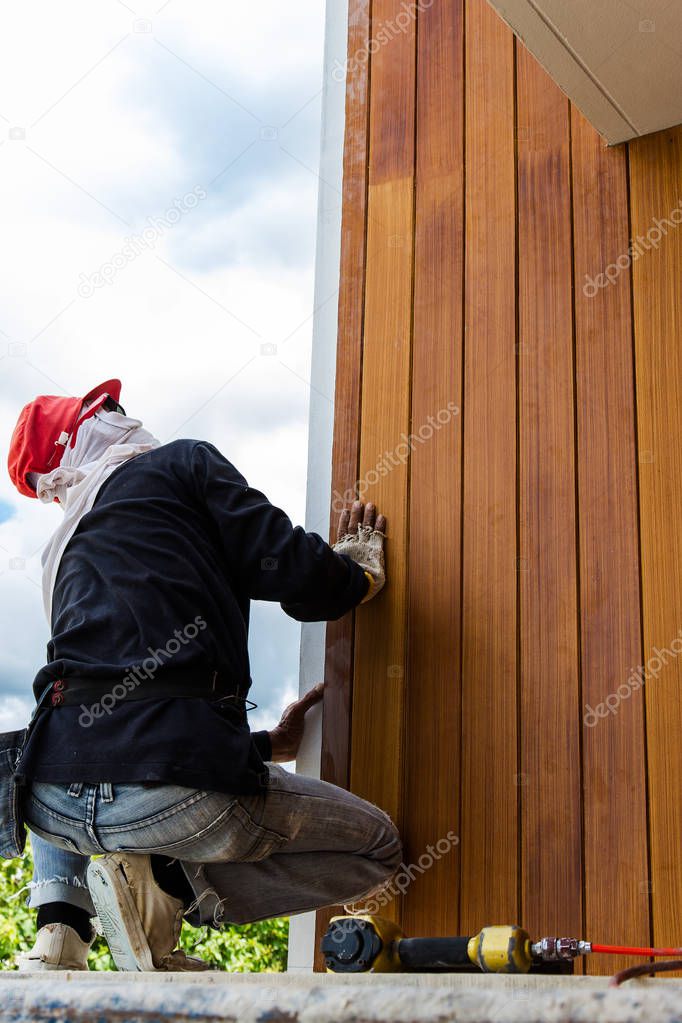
46 669 244 709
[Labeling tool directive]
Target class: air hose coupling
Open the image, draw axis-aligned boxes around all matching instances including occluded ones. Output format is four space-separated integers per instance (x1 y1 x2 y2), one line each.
531 936 592 962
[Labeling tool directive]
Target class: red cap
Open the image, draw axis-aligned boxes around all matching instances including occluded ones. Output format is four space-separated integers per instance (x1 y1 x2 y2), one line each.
8 378 122 498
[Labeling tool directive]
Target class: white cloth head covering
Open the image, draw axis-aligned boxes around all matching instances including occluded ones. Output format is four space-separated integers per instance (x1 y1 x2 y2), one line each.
38 408 160 623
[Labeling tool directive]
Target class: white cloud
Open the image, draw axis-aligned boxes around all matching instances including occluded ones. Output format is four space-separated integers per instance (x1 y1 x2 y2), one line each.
182 178 318 271
0 696 34 732
155 0 325 96
0 1 326 723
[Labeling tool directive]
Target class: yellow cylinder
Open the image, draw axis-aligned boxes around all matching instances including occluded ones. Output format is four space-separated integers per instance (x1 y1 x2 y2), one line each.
467 925 533 974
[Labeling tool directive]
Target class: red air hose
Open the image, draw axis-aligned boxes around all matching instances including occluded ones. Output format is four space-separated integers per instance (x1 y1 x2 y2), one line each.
591 943 682 957
587 943 682 987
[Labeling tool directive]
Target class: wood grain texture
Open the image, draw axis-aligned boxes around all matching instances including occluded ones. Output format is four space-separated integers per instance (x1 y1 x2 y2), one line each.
572 109 650 974
459 0 518 934
322 0 371 802
321 0 678 960
350 180 414 831
516 44 582 942
630 126 682 951
348 0 417 924
315 0 372 971
401 0 464 938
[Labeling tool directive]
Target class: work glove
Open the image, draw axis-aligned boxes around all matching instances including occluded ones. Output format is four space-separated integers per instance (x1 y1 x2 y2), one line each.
333 501 386 603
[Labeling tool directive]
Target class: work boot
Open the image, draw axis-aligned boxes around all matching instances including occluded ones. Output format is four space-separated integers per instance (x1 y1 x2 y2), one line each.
15 923 93 971
86 854 212 972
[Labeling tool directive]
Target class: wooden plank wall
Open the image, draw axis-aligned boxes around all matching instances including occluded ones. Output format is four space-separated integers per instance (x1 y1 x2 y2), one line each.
630 127 682 950
317 0 682 974
516 41 583 946
459 0 518 937
403 0 463 938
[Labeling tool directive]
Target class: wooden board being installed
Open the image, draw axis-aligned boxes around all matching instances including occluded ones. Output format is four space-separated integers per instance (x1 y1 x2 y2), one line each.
487 0 682 143
318 0 682 976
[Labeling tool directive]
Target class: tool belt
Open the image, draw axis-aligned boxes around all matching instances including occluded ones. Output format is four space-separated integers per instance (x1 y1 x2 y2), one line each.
45 668 247 709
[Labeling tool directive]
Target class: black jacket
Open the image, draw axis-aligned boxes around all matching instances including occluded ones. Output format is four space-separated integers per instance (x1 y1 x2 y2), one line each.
18 439 368 793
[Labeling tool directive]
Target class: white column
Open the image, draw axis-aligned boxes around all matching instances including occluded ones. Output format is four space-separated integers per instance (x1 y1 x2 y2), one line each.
286 0 349 973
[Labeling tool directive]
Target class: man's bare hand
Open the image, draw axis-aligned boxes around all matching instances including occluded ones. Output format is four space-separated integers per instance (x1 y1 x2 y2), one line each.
268 682 324 763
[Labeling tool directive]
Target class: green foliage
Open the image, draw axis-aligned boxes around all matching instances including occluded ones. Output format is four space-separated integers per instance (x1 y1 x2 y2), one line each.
0 840 288 972
0 854 35 968
178 918 289 973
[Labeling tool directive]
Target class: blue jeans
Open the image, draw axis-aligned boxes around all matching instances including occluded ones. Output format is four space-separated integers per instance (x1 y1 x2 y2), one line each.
29 833 95 915
25 766 402 926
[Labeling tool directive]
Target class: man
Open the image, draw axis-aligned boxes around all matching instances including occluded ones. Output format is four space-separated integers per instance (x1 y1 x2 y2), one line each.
8 378 399 971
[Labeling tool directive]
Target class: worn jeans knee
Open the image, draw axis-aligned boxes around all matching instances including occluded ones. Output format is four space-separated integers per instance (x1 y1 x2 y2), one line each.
362 815 402 885
378 822 403 875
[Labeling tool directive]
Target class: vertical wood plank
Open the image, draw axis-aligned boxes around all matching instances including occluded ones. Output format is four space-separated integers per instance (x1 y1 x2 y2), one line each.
322 0 372 799
349 0 417 924
315 0 372 970
516 45 582 941
572 109 650 974
401 0 464 937
460 0 518 934
630 125 682 951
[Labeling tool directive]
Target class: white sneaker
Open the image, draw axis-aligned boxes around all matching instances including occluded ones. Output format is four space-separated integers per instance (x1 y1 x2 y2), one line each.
15 923 92 971
87 854 212 972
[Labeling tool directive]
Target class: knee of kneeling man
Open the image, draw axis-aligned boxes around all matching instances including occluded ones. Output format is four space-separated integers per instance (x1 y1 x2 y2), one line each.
377 823 403 871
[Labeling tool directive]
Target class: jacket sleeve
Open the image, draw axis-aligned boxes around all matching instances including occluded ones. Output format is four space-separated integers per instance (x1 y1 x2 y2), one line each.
191 441 369 621
252 729 272 762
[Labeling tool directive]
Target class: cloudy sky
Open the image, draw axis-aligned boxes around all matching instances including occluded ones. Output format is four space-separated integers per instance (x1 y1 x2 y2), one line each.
0 0 328 733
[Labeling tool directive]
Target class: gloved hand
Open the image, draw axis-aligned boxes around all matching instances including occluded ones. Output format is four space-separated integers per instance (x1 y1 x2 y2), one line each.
333 501 387 602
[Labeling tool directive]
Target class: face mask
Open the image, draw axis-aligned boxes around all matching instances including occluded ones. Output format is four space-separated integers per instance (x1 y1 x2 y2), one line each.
35 408 159 510
60 409 145 471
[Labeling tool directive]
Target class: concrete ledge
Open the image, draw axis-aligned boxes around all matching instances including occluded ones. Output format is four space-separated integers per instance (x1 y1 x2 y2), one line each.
1 972 682 1022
